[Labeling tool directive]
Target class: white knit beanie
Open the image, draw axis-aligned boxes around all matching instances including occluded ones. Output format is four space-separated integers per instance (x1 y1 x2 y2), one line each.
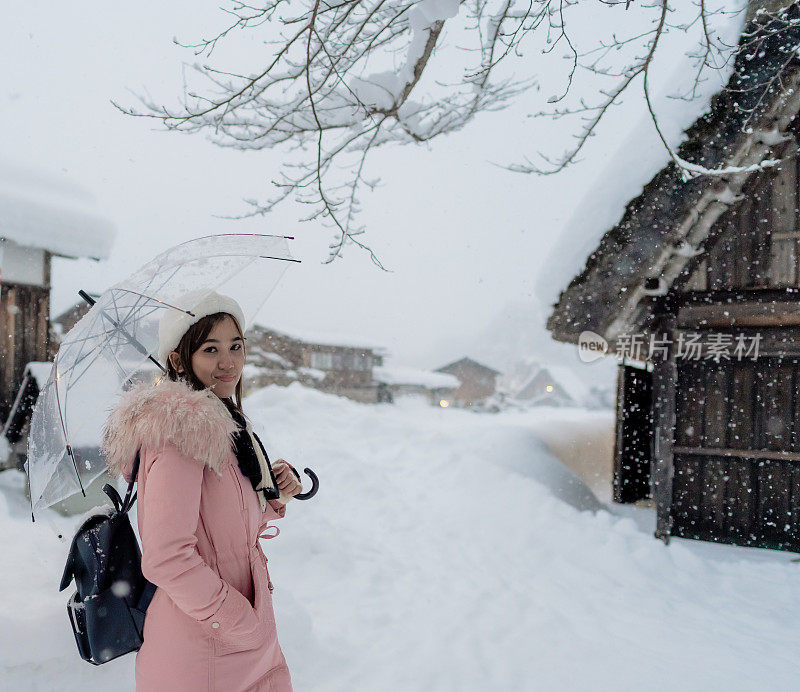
157 290 246 364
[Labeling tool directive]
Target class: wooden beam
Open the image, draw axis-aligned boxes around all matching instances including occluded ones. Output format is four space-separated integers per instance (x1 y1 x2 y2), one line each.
652 316 677 543
613 365 626 504
674 445 800 463
674 287 800 307
678 302 800 327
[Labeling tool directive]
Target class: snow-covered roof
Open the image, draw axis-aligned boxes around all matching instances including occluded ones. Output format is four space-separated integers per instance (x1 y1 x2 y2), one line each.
253 323 386 352
246 345 293 369
534 364 593 406
0 162 115 260
537 7 745 315
373 364 459 389
435 357 501 377
297 366 326 381
25 362 54 389
544 8 800 347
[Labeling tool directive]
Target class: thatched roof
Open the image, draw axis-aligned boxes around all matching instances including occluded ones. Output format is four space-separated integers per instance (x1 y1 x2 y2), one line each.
547 3 800 347
435 357 501 378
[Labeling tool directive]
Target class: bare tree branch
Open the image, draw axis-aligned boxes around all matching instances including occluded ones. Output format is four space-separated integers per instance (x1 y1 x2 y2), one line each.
116 0 794 262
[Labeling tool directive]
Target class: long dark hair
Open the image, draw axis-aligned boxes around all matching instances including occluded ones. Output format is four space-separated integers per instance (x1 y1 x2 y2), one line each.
164 312 245 414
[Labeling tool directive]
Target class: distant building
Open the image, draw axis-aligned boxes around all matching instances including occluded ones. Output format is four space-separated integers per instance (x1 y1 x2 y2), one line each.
372 364 459 406
0 162 114 424
434 357 501 406
51 300 94 341
514 364 592 407
243 324 386 403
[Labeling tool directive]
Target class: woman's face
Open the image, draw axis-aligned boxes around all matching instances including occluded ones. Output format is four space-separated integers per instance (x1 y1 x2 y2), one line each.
188 315 245 399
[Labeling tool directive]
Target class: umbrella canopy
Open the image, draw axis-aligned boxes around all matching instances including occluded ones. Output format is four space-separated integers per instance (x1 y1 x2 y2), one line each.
26 234 298 515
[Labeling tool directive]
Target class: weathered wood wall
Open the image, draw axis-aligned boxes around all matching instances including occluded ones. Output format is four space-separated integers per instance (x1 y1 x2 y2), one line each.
0 283 50 421
673 350 800 550
649 127 800 551
682 137 800 292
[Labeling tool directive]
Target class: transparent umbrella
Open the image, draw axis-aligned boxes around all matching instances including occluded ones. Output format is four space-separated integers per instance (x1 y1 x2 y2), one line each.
25 233 318 518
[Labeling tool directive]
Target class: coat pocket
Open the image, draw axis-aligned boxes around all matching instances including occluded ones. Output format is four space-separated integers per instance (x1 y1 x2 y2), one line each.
212 558 272 656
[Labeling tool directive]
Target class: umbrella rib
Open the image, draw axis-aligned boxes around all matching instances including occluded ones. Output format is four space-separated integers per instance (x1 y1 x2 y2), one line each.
60 309 140 392
258 256 301 263
52 325 122 381
56 309 109 398
111 264 185 341
113 284 152 331
108 261 174 331
52 351 87 499
58 323 120 350
105 340 140 386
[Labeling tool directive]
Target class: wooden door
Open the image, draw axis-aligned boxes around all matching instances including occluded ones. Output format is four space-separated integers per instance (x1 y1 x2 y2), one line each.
613 364 654 503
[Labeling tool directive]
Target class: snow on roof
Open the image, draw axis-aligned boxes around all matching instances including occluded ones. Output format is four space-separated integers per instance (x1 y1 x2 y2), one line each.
246 345 293 369
535 364 593 406
254 323 387 352
535 6 746 312
435 357 501 377
0 161 115 260
373 364 459 389
25 362 54 389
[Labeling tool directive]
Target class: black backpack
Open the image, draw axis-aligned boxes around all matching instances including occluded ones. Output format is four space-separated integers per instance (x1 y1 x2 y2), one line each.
59 451 157 665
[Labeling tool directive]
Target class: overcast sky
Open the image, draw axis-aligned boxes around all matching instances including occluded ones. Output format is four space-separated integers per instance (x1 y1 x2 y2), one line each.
2 1 744 379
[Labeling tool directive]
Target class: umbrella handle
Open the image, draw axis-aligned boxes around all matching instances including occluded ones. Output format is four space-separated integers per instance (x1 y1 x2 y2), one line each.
293 468 319 501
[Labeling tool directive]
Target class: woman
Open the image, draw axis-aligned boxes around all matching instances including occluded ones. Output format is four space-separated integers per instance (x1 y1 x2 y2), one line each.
102 291 302 691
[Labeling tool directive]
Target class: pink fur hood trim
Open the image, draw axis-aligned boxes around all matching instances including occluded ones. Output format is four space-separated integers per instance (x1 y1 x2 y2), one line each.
101 378 238 481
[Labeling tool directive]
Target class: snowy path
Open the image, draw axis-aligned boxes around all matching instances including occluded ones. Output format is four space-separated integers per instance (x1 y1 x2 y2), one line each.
1 385 799 690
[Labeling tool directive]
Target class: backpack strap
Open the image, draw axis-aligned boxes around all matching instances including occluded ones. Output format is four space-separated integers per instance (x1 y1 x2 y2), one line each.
121 450 141 514
102 450 141 514
137 579 157 612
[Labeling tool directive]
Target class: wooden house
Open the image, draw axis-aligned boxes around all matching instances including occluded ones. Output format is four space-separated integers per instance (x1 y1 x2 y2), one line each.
0 163 114 431
434 357 500 406
372 364 459 406
243 324 386 402
514 364 593 408
546 2 800 552
51 299 94 341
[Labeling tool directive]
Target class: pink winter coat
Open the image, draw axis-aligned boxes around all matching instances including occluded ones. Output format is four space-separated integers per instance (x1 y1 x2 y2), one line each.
102 378 293 692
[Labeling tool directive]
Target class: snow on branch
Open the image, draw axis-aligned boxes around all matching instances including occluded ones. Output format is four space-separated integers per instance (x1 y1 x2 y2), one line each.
114 0 791 261
112 0 566 263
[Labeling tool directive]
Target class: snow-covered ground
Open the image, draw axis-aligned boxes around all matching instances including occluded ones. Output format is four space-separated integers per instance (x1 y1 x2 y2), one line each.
1 384 799 691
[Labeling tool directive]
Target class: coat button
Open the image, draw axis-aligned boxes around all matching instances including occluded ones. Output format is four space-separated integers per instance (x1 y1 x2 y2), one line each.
211 621 220 629
268 581 274 592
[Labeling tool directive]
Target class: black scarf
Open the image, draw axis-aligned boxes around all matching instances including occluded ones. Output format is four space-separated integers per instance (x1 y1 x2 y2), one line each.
223 399 279 507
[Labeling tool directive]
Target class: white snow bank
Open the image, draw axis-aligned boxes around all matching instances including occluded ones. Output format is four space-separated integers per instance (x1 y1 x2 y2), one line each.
2 382 799 691
0 161 115 260
373 364 459 388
